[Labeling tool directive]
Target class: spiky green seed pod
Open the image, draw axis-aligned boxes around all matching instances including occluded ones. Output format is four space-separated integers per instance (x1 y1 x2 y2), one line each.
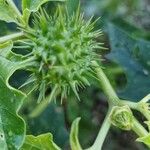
110 105 134 131
21 7 103 102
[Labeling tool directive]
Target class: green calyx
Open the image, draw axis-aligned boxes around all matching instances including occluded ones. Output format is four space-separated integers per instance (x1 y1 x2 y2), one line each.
110 105 134 131
19 7 103 102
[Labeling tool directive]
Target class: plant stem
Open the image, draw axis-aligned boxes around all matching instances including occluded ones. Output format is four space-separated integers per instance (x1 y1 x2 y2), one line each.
138 107 150 121
119 100 137 109
91 61 150 149
87 107 112 150
121 100 150 121
132 117 150 148
91 61 119 105
132 118 148 137
142 112 150 121
29 100 49 118
92 62 150 121
0 32 24 44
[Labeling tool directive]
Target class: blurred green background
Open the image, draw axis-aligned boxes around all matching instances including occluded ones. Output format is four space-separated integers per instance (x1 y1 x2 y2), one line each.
2 0 150 149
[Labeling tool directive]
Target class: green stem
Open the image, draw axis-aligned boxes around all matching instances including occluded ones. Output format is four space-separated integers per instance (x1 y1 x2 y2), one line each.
138 106 150 121
91 61 150 149
87 107 112 150
119 100 137 109
132 118 148 137
92 62 150 121
29 85 59 118
92 61 119 105
0 32 24 44
141 112 150 121
121 100 150 121
132 117 150 148
29 100 49 118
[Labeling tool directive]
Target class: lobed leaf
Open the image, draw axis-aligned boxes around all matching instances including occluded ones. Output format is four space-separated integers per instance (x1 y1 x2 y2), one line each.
20 133 61 150
107 20 150 101
0 76 25 149
0 42 26 149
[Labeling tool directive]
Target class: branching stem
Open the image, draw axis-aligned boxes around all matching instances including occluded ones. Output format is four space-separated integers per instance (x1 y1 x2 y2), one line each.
120 100 150 121
91 61 120 105
86 107 112 150
91 61 150 150
132 118 148 137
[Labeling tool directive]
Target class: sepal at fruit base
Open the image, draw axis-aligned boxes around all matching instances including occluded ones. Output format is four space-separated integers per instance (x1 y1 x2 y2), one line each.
109 105 134 131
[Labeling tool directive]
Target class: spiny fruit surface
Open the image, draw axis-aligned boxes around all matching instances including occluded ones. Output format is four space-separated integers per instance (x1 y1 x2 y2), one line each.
21 8 103 102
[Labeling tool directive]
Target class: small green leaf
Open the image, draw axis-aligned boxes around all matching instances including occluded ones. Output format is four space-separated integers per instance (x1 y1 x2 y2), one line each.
137 134 150 146
70 117 82 150
20 133 61 150
0 0 18 23
22 0 66 12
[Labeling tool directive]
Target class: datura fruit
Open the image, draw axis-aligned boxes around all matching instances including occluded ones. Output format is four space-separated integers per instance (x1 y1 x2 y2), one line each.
19 7 103 102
